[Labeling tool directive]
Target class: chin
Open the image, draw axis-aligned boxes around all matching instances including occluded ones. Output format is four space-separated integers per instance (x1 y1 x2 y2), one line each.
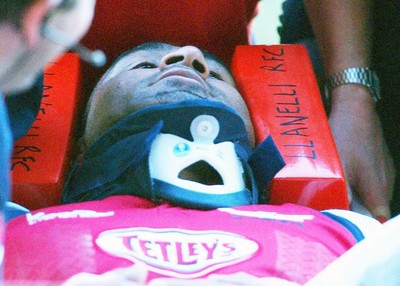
152 88 211 102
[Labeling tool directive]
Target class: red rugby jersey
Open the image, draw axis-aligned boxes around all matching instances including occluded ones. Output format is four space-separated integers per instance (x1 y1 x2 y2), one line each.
5 195 357 285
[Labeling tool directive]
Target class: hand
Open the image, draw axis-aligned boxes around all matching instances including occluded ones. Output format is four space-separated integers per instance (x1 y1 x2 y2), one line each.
329 85 395 219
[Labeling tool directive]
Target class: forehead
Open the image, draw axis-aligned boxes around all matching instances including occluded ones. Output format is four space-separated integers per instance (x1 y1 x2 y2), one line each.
103 42 233 82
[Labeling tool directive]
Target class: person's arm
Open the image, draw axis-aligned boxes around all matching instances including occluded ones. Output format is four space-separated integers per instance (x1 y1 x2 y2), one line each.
305 214 400 286
303 0 395 219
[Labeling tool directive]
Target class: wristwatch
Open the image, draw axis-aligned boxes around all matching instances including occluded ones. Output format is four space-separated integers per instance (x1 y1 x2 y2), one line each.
324 67 381 109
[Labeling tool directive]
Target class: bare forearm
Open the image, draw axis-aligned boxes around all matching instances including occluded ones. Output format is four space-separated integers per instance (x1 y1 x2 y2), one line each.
304 1 395 219
304 0 373 75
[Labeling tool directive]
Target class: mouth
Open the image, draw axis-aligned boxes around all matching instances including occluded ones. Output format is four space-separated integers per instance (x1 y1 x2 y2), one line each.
153 66 211 92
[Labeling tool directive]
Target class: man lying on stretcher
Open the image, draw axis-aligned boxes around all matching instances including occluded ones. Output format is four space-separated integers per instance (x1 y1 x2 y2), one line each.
6 43 398 286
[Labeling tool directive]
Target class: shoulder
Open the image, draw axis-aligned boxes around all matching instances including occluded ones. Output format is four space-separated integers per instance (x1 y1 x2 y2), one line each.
322 209 382 240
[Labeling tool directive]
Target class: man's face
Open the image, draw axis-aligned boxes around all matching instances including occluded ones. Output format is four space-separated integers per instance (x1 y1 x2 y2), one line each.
84 43 255 146
0 0 95 93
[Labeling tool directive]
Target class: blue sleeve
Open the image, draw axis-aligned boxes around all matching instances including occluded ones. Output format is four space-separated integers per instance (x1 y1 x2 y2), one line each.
0 95 12 212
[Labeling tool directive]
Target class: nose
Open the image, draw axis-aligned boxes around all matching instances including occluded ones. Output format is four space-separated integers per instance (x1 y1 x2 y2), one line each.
160 46 210 79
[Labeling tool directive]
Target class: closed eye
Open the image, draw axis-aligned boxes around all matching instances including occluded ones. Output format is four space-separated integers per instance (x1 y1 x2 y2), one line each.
209 71 223 81
130 62 157 69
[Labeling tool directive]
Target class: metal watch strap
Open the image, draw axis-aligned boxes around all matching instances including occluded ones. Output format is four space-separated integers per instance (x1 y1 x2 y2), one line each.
324 67 381 105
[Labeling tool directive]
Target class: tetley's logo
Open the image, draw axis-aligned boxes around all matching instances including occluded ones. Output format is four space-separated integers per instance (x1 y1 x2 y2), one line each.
96 228 259 278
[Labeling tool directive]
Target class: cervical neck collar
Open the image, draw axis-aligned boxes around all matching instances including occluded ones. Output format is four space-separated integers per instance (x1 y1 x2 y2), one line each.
149 113 250 208
63 100 284 209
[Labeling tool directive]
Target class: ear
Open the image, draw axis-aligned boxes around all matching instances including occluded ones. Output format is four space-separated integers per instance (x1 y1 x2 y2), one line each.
20 0 61 47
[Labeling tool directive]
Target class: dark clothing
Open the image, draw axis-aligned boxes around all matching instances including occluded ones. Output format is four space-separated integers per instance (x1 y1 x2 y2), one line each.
5 74 44 141
279 0 400 215
0 75 43 221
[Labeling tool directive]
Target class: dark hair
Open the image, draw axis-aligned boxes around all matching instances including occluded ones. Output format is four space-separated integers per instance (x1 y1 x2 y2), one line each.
0 0 33 25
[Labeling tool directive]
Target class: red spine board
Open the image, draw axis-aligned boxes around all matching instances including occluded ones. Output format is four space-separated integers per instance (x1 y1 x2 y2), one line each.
231 45 349 210
11 53 81 210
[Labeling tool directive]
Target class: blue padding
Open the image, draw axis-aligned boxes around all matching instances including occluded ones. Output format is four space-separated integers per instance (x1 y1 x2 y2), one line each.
63 100 253 204
248 136 286 198
63 100 285 209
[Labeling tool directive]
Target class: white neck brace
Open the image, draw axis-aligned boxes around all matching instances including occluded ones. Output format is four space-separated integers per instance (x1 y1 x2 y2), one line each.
149 115 245 196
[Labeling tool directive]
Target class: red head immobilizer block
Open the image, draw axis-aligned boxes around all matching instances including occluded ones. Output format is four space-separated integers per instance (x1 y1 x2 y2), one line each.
232 45 349 210
11 53 81 210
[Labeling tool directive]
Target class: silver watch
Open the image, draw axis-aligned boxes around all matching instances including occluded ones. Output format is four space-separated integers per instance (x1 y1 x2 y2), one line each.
324 67 381 108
